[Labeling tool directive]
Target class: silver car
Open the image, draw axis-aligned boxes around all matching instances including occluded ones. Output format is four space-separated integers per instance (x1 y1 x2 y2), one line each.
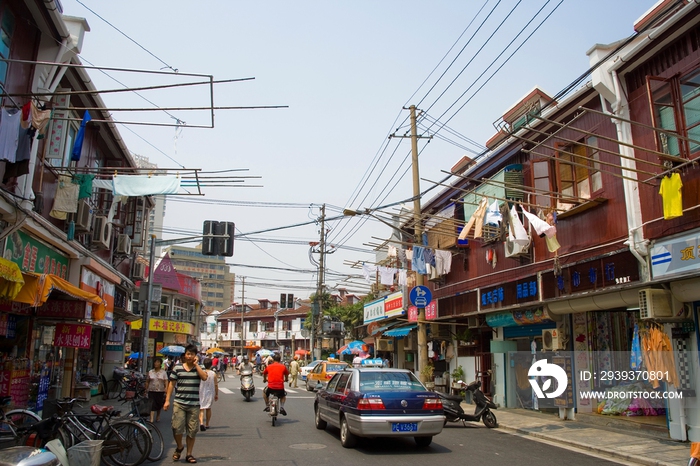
314 368 445 448
300 360 322 381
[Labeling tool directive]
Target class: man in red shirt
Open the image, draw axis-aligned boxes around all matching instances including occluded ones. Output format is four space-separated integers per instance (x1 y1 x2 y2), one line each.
263 353 290 415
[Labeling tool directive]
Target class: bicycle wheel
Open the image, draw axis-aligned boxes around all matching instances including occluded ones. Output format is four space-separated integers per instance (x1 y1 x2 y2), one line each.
4 409 41 446
141 420 163 462
102 420 151 466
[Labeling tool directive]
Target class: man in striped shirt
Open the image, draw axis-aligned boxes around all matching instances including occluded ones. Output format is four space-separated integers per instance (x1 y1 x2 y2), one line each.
163 344 208 464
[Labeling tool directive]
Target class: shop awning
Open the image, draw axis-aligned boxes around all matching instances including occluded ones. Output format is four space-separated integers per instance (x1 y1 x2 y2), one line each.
0 257 24 300
14 272 106 320
384 324 417 337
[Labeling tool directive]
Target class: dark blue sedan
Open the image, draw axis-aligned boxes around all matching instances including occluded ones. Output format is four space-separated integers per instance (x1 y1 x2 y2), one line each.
314 368 445 448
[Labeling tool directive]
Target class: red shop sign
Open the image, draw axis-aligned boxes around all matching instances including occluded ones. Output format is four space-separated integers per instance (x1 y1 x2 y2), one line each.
54 323 91 348
36 300 87 319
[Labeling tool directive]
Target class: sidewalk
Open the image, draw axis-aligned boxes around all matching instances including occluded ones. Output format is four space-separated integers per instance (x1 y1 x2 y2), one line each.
489 406 689 466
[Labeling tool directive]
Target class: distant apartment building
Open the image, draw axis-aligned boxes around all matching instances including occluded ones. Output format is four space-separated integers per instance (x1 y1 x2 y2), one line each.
166 244 234 314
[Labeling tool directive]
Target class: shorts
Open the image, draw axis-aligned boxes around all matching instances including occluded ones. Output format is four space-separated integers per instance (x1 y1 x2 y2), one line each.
264 387 287 398
171 402 200 438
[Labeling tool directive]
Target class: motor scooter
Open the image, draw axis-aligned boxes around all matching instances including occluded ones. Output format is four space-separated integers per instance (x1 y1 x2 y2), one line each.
240 368 255 401
436 379 498 428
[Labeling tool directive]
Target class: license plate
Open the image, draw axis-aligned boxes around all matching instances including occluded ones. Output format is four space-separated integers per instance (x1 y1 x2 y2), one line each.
391 422 418 432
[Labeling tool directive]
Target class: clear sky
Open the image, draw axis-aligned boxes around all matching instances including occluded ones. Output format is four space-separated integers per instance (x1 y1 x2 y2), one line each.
61 0 655 306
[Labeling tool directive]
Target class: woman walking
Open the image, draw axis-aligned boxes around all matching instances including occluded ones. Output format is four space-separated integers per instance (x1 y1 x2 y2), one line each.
199 358 218 431
146 357 168 422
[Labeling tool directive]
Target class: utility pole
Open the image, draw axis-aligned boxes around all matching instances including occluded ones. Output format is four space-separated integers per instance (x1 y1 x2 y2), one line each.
312 204 326 361
240 276 246 357
409 105 429 382
390 106 430 380
140 234 157 374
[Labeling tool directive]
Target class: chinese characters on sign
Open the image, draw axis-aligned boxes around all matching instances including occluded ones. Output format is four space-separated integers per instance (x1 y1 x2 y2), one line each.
363 298 386 324
4 230 69 277
481 287 504 306
130 318 194 335
54 323 91 349
516 281 537 299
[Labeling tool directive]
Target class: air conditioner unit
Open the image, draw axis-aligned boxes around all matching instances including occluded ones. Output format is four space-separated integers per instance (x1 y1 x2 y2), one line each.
75 199 92 232
467 316 479 328
133 262 146 281
116 234 131 255
377 339 394 351
639 288 679 320
542 328 564 351
92 216 112 250
504 237 530 258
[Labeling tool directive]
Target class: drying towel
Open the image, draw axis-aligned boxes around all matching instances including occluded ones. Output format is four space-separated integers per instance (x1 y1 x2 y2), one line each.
435 250 452 275
521 206 556 238
362 263 377 283
50 175 79 219
113 175 180 196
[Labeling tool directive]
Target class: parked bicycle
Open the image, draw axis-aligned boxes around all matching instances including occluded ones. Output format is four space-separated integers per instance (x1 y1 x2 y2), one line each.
105 369 147 401
122 393 164 462
50 397 151 466
0 396 42 447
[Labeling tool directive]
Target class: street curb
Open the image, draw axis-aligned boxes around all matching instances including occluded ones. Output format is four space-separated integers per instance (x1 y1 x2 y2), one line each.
496 423 681 466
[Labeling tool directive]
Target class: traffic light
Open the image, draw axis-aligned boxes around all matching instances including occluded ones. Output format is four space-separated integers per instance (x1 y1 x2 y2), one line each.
287 293 294 308
202 221 235 256
280 293 287 309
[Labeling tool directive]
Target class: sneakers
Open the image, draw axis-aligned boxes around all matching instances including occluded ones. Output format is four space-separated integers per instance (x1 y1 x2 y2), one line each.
263 406 270 412
280 408 287 416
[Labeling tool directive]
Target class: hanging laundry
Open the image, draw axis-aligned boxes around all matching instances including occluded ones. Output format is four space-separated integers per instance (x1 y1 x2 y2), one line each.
387 245 397 258
397 247 407 263
362 263 377 283
458 197 489 241
405 249 413 261
71 111 92 161
508 205 530 246
113 175 180 196
544 211 561 253
50 175 79 219
378 266 396 286
0 108 22 162
423 248 435 268
412 246 427 275
398 269 407 287
520 206 556 238
659 172 683 219
73 174 95 199
30 101 52 135
3 128 32 182
484 199 502 226
92 179 114 191
435 250 452 275
20 102 31 129
630 323 642 369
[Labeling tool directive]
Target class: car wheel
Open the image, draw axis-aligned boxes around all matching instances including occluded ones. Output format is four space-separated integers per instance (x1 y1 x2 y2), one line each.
314 405 327 430
306 379 313 391
482 410 498 428
340 417 357 448
415 436 432 448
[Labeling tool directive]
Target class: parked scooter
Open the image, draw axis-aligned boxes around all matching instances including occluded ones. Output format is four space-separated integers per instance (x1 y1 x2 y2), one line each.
437 379 498 428
240 368 255 401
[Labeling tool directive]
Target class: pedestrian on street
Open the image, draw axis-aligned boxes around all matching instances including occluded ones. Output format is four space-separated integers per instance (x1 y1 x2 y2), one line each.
145 357 168 423
289 355 300 388
198 358 218 431
163 344 208 464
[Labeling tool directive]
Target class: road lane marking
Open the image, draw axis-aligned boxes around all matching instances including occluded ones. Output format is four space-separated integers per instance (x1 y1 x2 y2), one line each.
219 387 233 394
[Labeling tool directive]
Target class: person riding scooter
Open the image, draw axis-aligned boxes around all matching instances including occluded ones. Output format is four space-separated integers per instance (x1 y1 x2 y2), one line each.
237 355 255 401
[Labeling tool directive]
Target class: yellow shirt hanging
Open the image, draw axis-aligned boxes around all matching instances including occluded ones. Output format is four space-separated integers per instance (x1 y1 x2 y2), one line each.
659 172 683 219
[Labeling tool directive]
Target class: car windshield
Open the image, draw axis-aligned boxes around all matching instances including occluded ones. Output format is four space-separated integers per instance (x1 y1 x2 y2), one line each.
359 371 425 391
326 363 348 372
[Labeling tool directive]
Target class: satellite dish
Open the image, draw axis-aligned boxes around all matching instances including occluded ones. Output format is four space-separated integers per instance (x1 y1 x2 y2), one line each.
300 328 309 338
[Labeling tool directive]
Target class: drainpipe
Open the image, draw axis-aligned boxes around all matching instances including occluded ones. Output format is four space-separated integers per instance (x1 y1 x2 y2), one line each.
609 69 650 281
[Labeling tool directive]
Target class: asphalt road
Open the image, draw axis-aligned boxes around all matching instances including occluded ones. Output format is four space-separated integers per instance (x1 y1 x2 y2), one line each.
147 371 624 466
